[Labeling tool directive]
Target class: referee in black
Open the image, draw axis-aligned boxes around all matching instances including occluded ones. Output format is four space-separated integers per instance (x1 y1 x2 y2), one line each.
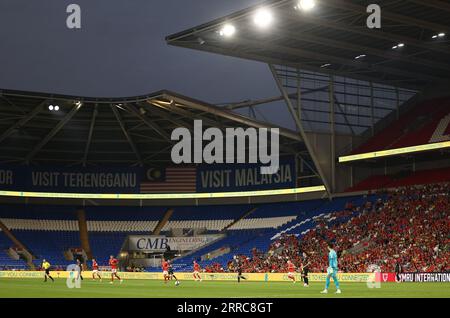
233 256 247 283
76 258 84 280
395 260 403 282
168 261 179 283
301 255 310 287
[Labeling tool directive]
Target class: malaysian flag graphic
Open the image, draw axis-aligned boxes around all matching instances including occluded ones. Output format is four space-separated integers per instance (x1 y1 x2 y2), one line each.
140 167 197 193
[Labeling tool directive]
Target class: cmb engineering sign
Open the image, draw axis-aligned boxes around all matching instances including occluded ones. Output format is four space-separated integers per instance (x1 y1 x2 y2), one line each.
128 235 222 252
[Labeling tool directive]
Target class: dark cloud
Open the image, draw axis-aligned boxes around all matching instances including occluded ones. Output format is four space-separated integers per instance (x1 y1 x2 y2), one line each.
0 0 279 105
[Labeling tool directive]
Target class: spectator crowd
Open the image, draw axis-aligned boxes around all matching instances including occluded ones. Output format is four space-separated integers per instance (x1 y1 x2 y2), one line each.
228 183 450 273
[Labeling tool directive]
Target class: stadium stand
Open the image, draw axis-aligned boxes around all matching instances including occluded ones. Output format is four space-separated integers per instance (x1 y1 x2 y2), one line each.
352 97 450 154
84 206 167 221
0 205 78 220
0 183 447 274
0 231 28 270
170 205 250 220
347 167 450 192
228 183 449 274
0 203 300 269
169 195 378 272
13 230 80 269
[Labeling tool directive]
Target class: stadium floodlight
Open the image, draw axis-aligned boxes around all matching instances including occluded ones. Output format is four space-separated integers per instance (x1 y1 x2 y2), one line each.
432 33 445 39
392 43 404 50
398 43 405 47
115 103 126 111
48 105 54 111
219 24 236 37
54 105 60 111
253 8 273 28
296 0 316 11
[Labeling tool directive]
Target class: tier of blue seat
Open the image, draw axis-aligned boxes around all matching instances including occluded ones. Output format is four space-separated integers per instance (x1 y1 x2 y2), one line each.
170 204 250 220
84 206 166 221
0 205 167 221
169 194 381 271
0 231 28 270
11 230 80 268
0 205 78 220
89 231 142 267
0 194 380 270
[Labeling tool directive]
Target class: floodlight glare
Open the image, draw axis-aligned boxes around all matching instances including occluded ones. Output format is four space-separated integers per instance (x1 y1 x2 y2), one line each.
398 43 405 47
219 24 236 37
432 33 445 39
54 105 60 111
254 8 273 28
48 105 54 111
298 0 316 11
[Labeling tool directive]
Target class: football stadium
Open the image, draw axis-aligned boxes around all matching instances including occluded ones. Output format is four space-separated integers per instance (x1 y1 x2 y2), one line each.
0 0 449 302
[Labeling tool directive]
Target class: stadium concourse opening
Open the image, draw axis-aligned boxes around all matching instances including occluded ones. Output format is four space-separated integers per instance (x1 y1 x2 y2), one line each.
0 0 449 300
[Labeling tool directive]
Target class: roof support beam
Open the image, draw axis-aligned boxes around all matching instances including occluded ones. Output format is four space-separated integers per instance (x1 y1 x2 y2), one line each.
111 105 143 165
158 93 304 142
276 27 450 73
150 98 300 155
149 100 225 129
334 94 356 136
283 13 450 56
269 64 331 198
140 145 173 164
170 42 424 90
226 85 329 110
0 95 27 115
141 102 194 130
238 36 439 83
125 103 171 142
25 103 83 163
82 104 98 167
0 101 45 144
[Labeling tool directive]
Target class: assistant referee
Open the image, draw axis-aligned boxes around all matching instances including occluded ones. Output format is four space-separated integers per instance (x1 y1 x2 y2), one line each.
42 259 54 282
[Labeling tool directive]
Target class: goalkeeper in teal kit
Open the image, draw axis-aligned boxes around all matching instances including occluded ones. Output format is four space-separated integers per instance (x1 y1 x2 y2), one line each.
321 242 342 294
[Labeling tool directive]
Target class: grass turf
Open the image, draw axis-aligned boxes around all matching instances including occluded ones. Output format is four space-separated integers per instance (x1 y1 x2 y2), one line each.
0 278 449 298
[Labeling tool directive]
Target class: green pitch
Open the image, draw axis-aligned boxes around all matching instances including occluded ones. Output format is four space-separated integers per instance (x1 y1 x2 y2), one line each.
0 278 448 298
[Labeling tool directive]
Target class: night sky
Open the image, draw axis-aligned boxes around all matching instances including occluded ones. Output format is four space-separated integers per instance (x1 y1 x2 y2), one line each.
0 0 280 106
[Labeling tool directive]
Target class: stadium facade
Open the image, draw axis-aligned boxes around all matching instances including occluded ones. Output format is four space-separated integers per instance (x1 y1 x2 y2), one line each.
0 0 449 287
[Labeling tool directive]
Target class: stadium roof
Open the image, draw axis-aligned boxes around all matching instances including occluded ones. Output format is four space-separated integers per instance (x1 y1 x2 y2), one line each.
0 89 305 166
167 0 450 91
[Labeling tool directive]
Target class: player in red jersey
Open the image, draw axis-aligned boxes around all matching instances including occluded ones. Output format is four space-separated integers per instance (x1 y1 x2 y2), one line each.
92 258 102 281
287 260 296 283
193 260 202 282
162 258 169 283
109 255 123 284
